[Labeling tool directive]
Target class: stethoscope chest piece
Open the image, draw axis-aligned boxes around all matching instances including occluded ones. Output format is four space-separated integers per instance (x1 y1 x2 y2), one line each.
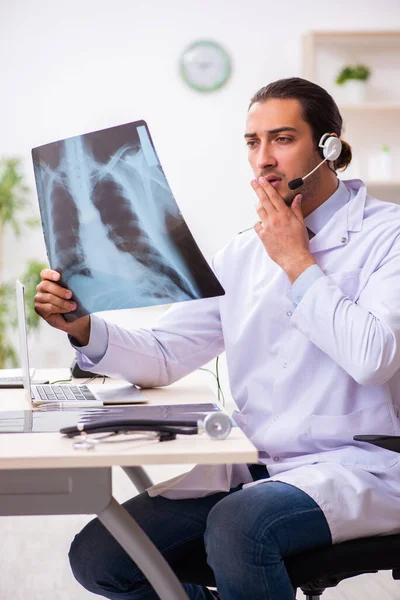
202 412 232 440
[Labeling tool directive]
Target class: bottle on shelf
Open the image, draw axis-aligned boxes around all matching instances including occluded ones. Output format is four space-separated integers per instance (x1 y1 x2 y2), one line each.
368 145 393 182
378 146 392 181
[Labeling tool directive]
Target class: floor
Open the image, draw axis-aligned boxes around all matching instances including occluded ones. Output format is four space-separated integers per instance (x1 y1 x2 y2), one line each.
1 464 399 599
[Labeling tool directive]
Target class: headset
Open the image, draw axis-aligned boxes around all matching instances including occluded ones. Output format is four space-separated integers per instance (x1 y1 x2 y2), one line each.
288 133 342 190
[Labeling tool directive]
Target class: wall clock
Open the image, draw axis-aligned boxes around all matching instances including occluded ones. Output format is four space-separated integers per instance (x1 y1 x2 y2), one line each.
180 40 232 92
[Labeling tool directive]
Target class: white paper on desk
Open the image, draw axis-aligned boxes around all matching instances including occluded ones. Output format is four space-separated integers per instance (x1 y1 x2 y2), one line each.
88 383 145 404
0 368 35 379
0 404 221 433
0 409 93 433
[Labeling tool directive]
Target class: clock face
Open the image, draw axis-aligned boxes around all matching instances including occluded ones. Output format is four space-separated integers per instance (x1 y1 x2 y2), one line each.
180 40 232 92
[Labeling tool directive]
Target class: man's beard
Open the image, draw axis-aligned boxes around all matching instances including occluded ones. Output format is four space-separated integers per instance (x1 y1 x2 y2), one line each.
283 155 322 207
259 154 323 207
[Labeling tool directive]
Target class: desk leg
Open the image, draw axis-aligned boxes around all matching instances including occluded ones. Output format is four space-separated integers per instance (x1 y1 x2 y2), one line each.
98 496 190 600
122 466 153 493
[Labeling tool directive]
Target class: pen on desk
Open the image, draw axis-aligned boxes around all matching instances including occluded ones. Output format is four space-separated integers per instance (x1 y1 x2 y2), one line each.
36 401 104 409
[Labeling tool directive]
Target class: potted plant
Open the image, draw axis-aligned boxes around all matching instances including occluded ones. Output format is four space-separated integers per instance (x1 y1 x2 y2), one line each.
0 157 46 367
335 64 371 104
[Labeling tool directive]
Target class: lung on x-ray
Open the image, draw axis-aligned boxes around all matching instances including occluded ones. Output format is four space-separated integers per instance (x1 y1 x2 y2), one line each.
32 120 225 321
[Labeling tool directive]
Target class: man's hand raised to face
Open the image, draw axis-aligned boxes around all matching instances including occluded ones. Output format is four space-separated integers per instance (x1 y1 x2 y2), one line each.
252 177 316 284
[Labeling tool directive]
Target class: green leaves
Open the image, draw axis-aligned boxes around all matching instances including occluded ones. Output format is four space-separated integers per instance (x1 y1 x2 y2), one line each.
0 260 47 367
0 281 17 367
0 157 47 367
335 65 371 85
0 157 32 235
20 259 47 331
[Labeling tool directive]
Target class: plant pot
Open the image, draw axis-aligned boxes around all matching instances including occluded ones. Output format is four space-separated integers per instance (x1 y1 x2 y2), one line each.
343 80 367 104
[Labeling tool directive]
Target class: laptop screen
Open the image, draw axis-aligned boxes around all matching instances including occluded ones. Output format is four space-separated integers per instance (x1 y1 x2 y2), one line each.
16 280 34 404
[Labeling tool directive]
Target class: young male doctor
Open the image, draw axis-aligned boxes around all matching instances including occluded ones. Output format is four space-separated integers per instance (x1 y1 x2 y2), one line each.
35 77 400 600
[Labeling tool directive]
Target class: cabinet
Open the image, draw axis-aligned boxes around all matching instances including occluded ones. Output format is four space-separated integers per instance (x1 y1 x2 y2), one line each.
302 30 400 203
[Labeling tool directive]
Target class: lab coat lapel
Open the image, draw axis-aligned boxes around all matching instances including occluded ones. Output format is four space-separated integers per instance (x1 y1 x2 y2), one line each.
309 180 366 254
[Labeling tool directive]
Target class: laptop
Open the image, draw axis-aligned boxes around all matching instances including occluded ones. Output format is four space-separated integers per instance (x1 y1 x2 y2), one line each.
0 367 36 389
16 280 148 408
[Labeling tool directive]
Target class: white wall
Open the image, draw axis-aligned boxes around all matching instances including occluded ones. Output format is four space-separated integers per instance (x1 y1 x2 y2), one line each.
1 0 399 370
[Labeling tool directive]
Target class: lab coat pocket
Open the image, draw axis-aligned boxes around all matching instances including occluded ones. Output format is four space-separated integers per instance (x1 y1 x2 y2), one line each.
327 269 363 302
310 402 397 468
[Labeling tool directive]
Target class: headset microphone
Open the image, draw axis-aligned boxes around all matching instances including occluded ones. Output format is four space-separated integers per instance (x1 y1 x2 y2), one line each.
288 134 342 191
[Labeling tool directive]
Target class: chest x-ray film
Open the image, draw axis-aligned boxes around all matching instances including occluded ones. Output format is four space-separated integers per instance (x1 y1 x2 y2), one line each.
32 120 224 321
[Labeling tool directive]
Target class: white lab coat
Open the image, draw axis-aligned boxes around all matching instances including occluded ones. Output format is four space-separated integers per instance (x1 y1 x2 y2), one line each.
79 180 400 543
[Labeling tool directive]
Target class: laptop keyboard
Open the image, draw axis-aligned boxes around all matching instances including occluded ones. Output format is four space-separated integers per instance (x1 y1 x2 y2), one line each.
35 385 97 402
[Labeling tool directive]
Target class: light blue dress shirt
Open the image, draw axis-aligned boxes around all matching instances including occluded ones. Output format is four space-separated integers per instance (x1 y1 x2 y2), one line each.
74 179 350 362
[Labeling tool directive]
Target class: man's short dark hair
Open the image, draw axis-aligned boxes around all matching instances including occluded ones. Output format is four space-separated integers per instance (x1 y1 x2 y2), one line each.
249 77 352 171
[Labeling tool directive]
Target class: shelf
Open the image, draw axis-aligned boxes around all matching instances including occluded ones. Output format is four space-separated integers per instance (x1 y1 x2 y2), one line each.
339 179 400 188
309 30 400 39
302 29 400 93
307 31 400 51
339 103 400 111
303 29 400 202
366 180 400 187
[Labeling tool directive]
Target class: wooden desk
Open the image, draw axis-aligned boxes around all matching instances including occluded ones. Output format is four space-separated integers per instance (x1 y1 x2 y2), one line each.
0 369 258 600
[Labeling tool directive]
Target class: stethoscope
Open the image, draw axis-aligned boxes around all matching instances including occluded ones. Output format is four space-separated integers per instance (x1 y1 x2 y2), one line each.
62 412 233 451
72 430 168 450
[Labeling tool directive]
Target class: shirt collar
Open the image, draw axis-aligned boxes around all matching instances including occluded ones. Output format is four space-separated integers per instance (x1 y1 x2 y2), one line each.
304 179 350 236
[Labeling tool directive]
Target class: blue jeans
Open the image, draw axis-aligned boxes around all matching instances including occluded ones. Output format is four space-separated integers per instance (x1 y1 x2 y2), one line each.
69 465 332 599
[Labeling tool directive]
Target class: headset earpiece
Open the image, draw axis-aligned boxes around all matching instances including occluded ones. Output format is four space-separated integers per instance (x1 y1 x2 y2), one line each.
288 133 343 190
318 133 342 162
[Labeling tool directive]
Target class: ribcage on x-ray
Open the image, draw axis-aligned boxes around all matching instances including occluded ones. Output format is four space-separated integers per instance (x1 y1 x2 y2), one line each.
92 178 196 298
32 121 225 319
52 182 91 279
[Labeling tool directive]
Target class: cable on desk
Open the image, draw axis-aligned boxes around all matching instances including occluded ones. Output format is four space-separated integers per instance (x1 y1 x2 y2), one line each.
199 356 225 406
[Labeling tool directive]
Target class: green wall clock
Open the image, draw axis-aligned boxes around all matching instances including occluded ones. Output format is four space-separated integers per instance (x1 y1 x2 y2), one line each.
180 40 232 92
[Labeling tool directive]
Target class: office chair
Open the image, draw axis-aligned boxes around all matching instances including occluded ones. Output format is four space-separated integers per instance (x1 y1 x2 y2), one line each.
284 535 400 598
172 533 400 599
123 465 400 599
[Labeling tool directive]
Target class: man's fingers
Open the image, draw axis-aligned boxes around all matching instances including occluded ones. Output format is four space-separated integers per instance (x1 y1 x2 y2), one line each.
35 302 72 321
35 291 76 313
256 202 268 225
254 221 264 237
258 177 288 211
37 269 73 302
251 178 276 215
40 268 61 282
292 193 302 207
36 279 72 300
35 301 75 320
34 304 54 320
291 194 303 219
